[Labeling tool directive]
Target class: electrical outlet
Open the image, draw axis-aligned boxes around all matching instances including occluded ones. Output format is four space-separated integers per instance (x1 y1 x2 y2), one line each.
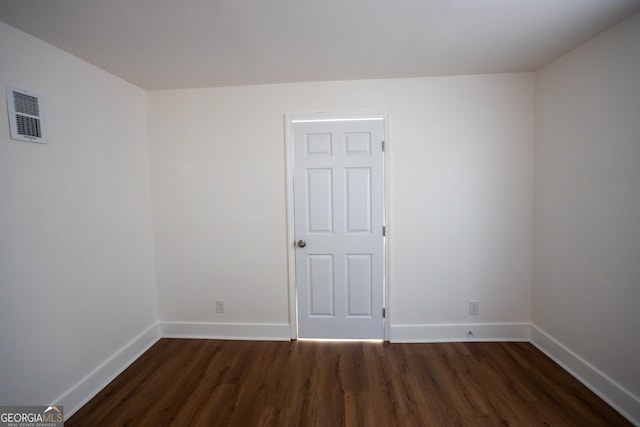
215 299 225 314
469 300 480 316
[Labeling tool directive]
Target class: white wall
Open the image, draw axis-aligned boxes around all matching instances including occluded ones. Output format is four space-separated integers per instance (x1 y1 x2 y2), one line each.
0 22 159 415
148 73 534 341
533 12 640 423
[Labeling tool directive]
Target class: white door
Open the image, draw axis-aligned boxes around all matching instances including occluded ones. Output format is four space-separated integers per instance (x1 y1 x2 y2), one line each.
293 119 385 339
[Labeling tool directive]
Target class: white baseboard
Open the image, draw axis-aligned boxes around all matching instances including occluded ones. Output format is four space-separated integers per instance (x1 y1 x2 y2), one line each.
57 321 638 426
530 325 639 426
57 322 161 421
388 322 531 343
160 321 291 341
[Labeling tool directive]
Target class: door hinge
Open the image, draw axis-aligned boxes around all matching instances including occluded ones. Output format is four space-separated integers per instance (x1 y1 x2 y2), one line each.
382 140 385 152
383 308 386 318
383 226 386 237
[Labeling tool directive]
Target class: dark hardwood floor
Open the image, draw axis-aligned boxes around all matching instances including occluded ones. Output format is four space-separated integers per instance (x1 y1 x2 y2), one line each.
66 339 631 426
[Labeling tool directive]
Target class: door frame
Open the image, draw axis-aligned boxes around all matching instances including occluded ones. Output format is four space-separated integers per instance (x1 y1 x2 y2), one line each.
284 111 392 340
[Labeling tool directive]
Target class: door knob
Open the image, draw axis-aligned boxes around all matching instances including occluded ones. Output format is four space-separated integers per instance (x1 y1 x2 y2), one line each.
297 240 307 248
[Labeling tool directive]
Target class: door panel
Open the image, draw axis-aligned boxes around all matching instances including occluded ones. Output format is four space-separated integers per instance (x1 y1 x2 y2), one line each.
294 119 384 339
345 167 372 233
307 169 333 233
345 132 372 155
346 254 372 316
308 255 334 316
306 133 332 156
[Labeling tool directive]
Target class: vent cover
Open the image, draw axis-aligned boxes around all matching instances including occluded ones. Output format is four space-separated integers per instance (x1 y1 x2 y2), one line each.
6 84 46 144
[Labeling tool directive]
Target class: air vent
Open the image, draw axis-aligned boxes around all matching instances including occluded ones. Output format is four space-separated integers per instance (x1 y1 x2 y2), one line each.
6 84 46 144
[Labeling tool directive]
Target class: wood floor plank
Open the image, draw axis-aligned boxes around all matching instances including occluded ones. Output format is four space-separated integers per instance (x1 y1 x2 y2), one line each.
65 339 632 427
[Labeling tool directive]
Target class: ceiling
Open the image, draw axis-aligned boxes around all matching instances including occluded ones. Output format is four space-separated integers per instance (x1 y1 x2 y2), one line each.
1 0 639 90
